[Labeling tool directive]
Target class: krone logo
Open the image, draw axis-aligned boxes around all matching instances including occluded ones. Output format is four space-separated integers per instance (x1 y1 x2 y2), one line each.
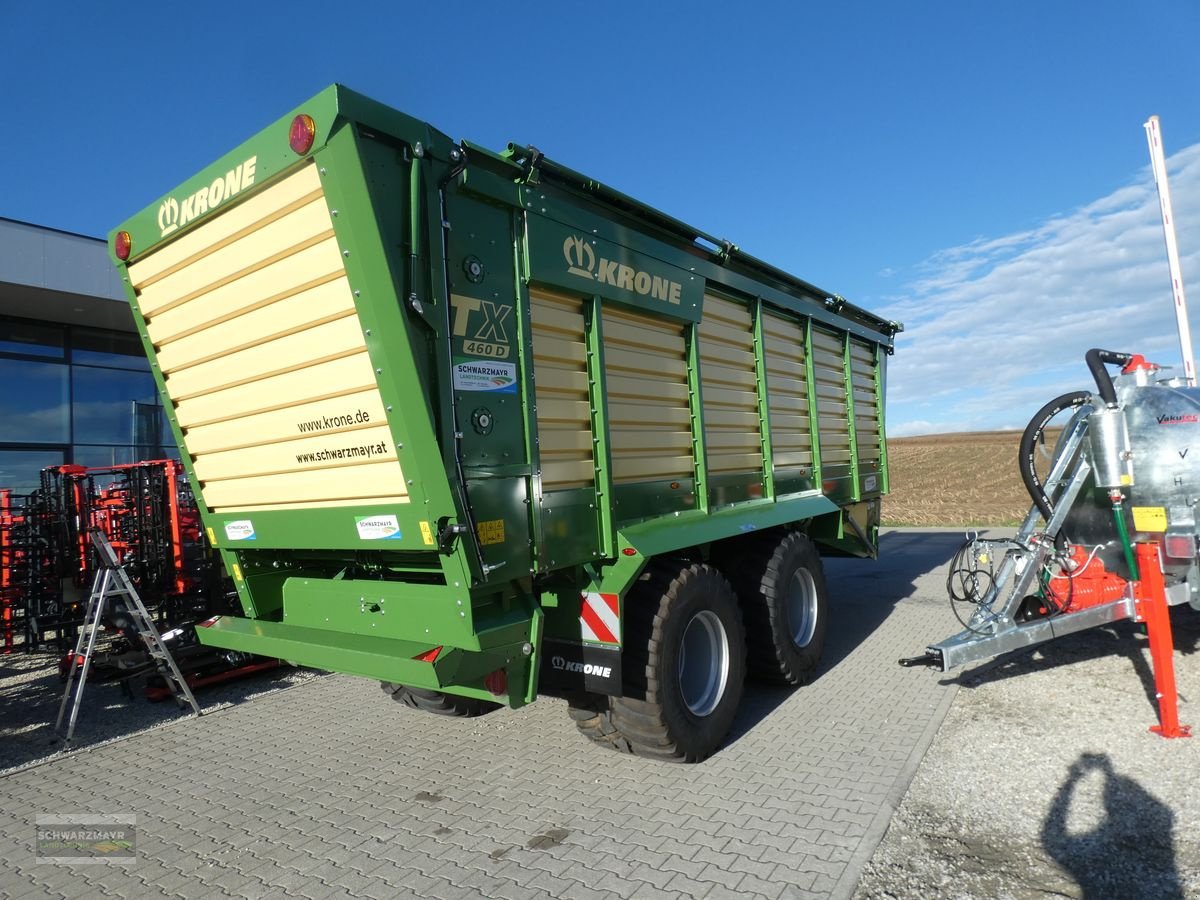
156 155 258 238
563 235 595 278
561 233 683 305
157 198 179 236
549 655 612 678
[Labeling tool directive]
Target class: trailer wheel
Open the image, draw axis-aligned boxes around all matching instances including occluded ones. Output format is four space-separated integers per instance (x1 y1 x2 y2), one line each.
379 683 500 717
723 531 828 685
571 561 746 763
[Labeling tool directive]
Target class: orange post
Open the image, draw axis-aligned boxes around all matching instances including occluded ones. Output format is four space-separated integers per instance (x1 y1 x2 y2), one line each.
1 489 11 653
1133 542 1192 738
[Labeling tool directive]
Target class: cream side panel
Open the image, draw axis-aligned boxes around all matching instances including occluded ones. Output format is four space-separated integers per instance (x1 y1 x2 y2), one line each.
137 198 334 315
698 319 754 350
611 455 694 484
763 313 805 338
607 374 689 403
767 375 809 398
604 308 685 341
165 316 365 399
703 387 759 410
703 296 753 329
532 291 595 492
540 459 596 488
605 346 687 380
610 431 693 452
145 240 345 344
193 424 398 482
157 278 355 374
530 304 586 338
705 409 759 429
811 330 845 354
532 334 587 366
129 164 323 287
201 462 409 509
706 431 760 450
699 341 754 370
212 495 403 514
701 364 757 391
774 452 814 468
709 452 762 474
184 389 389 455
771 432 813 450
533 364 590 396
536 398 591 424
609 402 691 427
174 352 377 428
539 427 593 454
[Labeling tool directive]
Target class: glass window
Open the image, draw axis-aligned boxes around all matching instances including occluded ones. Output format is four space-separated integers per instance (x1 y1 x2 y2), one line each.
71 366 160 444
71 328 150 370
72 445 178 470
71 445 139 469
0 359 70 442
0 449 64 495
0 319 65 359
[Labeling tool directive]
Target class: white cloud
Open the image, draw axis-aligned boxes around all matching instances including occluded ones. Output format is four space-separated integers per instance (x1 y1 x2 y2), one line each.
882 143 1200 436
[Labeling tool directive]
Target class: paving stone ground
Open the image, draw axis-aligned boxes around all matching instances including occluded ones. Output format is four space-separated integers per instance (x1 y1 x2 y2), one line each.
0 529 968 899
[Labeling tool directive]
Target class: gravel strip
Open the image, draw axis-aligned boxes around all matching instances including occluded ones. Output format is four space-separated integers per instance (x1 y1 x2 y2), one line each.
855 597 1200 898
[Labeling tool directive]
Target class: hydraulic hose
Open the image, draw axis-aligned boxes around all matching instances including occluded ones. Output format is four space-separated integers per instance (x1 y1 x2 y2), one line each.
1018 390 1092 524
1085 348 1134 409
1111 499 1141 583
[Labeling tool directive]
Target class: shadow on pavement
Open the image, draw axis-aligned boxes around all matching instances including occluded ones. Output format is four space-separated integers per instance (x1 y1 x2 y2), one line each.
1041 751 1185 899
0 653 321 774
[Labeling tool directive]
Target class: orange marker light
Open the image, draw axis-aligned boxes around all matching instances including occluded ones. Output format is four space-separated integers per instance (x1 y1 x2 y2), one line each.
289 114 316 155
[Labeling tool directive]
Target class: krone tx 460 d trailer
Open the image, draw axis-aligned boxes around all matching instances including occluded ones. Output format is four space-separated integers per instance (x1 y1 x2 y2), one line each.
110 85 901 762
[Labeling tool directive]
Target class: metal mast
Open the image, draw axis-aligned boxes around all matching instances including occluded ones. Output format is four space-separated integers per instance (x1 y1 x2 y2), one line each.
1144 115 1197 386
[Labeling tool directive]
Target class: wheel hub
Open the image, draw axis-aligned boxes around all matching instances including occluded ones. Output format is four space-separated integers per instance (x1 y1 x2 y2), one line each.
678 610 730 717
786 569 818 647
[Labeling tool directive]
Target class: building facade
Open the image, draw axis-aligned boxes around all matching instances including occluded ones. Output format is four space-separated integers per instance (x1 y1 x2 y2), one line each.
0 218 173 494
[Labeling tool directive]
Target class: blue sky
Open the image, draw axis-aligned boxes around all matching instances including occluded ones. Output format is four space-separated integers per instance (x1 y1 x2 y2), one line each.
5 2 1199 435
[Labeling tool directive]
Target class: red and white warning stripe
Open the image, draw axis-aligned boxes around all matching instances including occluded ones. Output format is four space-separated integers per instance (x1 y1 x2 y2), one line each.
580 591 620 645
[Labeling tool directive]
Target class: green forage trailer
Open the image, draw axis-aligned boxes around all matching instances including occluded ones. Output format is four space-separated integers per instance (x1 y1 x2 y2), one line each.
110 86 900 762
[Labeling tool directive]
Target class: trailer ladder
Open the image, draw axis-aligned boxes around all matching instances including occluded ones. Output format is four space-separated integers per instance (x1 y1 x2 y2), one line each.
55 530 200 747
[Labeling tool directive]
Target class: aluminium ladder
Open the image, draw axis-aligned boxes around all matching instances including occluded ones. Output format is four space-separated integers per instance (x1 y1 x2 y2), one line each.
55 529 200 746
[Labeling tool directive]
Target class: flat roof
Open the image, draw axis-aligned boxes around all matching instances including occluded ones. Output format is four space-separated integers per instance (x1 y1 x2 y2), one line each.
0 218 133 332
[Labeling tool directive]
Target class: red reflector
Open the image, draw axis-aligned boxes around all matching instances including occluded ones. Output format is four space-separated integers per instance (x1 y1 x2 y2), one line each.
197 616 221 628
114 231 132 260
1165 535 1196 559
621 548 636 556
414 646 442 663
484 668 507 696
289 114 316 155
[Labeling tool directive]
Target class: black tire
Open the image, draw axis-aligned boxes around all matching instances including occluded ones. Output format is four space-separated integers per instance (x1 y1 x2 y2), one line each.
569 560 746 763
380 683 500 717
721 530 828 685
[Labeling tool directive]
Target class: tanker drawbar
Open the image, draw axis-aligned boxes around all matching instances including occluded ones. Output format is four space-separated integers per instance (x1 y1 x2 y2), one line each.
111 85 899 761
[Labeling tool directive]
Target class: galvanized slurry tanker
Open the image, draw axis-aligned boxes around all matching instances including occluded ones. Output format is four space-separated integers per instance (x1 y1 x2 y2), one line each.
905 350 1199 737
110 86 899 761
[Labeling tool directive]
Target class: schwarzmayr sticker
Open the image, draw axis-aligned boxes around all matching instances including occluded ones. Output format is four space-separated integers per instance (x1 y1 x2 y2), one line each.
452 359 517 393
356 515 402 541
224 520 255 541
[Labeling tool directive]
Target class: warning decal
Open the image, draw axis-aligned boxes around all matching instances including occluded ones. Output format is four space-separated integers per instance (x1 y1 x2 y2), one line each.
1132 507 1169 533
580 592 620 645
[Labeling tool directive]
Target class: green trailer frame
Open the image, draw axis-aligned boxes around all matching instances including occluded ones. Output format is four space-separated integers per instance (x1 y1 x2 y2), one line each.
110 85 899 740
